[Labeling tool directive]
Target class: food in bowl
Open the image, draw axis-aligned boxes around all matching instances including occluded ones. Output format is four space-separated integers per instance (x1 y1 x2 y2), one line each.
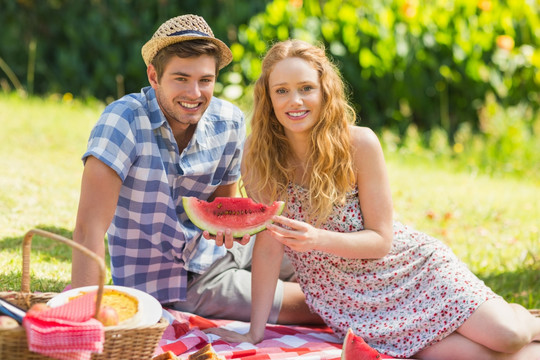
70 288 139 326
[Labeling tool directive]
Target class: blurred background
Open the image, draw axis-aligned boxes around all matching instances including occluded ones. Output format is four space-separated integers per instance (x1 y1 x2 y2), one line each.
1 0 538 179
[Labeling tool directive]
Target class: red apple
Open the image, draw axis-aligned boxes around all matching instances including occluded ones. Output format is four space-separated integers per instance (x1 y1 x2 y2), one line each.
97 305 119 326
26 303 50 316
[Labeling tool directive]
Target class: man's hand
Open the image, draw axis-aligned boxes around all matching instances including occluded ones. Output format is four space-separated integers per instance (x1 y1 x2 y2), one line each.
202 230 251 248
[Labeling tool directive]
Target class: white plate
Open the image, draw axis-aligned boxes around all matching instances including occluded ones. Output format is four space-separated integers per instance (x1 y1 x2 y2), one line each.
47 285 162 327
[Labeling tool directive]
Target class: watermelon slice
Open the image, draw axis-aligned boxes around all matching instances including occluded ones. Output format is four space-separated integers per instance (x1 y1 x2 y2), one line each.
182 197 285 238
341 328 381 360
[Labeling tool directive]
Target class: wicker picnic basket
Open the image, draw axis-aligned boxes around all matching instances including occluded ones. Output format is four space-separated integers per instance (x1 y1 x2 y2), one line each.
0 228 168 360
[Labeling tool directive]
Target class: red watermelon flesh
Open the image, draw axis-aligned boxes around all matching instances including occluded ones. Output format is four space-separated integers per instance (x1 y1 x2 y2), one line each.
341 328 381 360
182 197 285 238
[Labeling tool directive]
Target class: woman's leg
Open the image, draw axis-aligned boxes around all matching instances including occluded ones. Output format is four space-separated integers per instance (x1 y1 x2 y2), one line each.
414 332 504 360
415 333 540 360
456 299 540 353
509 303 540 342
415 299 540 359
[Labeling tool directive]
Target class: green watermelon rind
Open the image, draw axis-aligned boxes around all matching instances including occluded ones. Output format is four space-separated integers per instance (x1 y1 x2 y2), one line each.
341 328 353 360
341 328 381 360
182 197 285 238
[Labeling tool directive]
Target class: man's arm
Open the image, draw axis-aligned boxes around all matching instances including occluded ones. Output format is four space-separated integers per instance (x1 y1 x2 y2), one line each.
71 156 122 288
208 182 238 200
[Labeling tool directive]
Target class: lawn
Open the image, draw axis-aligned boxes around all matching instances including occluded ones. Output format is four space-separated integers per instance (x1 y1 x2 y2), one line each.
0 93 538 309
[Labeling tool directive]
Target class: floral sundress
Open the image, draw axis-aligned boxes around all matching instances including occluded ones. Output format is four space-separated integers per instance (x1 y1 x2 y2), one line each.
283 183 500 358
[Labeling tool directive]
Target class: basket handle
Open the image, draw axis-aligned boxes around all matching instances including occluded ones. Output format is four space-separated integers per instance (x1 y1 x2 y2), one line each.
21 228 106 318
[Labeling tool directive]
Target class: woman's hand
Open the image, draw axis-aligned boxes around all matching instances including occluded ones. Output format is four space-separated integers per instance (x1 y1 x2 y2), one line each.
202 230 251 248
266 215 323 252
203 327 262 344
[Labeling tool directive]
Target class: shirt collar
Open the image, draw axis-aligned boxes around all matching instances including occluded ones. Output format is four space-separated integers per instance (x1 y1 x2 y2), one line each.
143 87 167 131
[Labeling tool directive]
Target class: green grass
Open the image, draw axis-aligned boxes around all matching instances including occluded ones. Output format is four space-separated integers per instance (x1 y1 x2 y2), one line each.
386 158 540 308
0 93 109 292
0 92 538 309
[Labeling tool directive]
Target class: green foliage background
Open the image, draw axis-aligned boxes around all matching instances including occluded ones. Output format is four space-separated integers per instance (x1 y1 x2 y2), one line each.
0 0 271 100
229 0 538 137
1 0 538 133
1 0 539 180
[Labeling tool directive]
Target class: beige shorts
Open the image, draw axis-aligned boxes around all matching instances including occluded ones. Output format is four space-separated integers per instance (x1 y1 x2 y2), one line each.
168 239 295 323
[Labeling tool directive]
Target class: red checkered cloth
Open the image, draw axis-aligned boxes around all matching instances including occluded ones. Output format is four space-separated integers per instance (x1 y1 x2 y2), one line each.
23 291 104 360
157 309 407 360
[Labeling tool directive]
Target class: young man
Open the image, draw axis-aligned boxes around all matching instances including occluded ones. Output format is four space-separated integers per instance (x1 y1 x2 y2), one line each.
71 14 321 324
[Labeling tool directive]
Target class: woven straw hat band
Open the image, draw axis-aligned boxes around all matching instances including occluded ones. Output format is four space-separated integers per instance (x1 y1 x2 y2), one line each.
151 15 215 39
141 14 233 69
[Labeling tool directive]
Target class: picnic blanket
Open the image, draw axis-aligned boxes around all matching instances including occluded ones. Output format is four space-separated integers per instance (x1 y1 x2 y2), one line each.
156 308 405 359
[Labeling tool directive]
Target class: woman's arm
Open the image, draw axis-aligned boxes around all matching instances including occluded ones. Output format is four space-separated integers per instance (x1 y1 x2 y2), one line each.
247 230 285 342
204 229 284 344
204 135 287 343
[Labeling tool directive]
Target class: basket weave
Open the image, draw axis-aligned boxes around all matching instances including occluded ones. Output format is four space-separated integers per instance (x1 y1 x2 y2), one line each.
0 229 168 360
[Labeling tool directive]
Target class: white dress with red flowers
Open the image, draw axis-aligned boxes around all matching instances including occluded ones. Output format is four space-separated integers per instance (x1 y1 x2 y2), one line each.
283 183 500 358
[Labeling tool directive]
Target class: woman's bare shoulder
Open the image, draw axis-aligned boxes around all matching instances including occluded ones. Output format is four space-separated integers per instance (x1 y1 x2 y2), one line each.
349 125 382 151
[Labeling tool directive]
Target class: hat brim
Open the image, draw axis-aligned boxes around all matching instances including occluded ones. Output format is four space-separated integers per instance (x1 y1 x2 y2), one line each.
141 35 233 70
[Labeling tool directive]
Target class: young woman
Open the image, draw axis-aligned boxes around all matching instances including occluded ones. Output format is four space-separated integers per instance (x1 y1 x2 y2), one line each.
208 39 540 359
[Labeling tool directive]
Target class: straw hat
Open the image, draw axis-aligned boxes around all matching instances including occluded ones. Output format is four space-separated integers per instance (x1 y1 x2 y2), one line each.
141 14 233 69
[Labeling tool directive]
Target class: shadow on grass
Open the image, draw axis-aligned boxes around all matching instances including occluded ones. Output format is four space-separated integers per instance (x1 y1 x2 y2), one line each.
479 264 540 309
0 225 75 262
0 225 111 293
1 270 71 293
1 224 110 261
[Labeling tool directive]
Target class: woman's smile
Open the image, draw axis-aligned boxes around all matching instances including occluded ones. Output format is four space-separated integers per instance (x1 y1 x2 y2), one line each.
268 56 322 136
286 110 310 119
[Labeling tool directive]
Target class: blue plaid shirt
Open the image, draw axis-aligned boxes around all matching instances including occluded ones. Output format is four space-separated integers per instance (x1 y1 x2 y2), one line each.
82 86 245 303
